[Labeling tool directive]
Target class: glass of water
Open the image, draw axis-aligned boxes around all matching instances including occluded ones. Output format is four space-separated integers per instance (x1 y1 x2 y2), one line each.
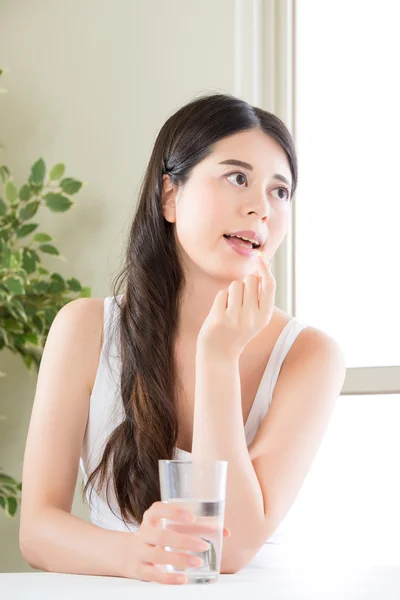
158 458 228 584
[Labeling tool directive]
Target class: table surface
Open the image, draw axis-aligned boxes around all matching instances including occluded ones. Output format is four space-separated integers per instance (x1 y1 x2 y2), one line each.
1 567 400 600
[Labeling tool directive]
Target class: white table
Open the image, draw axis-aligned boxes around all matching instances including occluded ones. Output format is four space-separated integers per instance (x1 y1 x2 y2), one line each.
1 567 400 599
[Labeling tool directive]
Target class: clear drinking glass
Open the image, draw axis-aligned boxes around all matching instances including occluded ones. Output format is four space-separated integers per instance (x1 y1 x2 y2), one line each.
158 458 228 584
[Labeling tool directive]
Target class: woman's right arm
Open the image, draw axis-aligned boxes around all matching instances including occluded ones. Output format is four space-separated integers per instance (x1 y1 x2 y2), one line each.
19 298 210 583
19 297 127 576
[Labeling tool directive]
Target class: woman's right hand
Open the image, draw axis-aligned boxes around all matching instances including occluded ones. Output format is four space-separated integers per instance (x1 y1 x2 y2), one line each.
120 501 219 585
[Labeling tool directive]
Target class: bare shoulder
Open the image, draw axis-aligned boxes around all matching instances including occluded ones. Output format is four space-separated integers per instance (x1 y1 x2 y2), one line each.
272 306 346 368
58 296 104 326
55 297 105 392
59 296 105 315
57 297 104 348
286 324 346 372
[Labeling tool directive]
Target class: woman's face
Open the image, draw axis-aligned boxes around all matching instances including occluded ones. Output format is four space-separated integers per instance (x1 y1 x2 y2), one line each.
162 128 293 281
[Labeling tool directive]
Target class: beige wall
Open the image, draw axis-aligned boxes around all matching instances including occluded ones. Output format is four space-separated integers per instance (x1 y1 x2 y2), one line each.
0 0 237 572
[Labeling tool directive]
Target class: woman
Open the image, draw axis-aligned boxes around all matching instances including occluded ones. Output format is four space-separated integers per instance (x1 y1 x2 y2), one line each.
19 92 346 584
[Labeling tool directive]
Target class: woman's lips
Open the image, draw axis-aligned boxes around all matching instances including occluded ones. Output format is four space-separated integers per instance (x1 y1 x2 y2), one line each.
224 235 259 257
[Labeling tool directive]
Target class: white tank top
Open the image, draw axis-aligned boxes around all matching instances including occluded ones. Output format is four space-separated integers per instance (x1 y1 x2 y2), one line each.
79 295 308 566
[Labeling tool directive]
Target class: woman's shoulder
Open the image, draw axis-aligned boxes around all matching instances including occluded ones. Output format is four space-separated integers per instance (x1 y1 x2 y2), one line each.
271 306 344 368
57 297 106 393
60 296 105 329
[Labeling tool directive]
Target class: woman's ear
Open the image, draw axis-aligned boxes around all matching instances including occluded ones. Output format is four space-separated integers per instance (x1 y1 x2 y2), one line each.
161 174 177 224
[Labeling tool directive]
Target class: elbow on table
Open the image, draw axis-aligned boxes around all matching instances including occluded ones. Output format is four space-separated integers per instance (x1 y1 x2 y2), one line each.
220 547 245 574
19 541 34 570
220 562 243 575
19 527 41 571
19 543 39 571
220 546 250 574
220 518 277 574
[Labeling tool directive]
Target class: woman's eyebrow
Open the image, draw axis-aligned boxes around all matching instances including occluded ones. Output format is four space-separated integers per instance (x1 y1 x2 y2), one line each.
218 159 291 188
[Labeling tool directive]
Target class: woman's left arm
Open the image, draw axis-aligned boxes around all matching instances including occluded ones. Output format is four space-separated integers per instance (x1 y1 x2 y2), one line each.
192 328 346 574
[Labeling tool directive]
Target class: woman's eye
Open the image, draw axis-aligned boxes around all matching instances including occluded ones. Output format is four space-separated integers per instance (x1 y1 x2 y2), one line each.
226 171 247 187
271 187 290 201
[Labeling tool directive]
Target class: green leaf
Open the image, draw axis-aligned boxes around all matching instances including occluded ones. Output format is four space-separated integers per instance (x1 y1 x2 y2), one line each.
80 286 91 298
16 223 39 238
3 278 25 295
44 193 73 212
0 473 18 485
0 165 11 184
0 229 9 242
5 181 17 205
29 249 41 262
60 178 82 195
2 319 24 333
0 495 5 510
0 239 10 269
10 251 21 270
19 200 40 221
37 266 49 275
31 281 49 294
18 184 33 202
7 299 28 322
0 197 7 216
24 333 39 345
49 273 66 293
29 158 46 186
22 303 39 318
67 277 82 292
23 354 33 369
49 163 65 180
49 281 65 293
0 328 9 346
1 485 19 497
22 248 37 274
6 495 17 517
13 334 25 346
33 232 52 243
39 244 59 256
44 307 57 326
50 273 64 284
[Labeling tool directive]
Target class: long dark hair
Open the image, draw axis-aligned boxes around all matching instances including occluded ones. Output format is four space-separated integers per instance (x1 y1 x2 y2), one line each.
81 92 298 527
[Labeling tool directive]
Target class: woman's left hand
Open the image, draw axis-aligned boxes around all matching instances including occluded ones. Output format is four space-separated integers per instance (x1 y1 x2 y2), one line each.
196 254 276 360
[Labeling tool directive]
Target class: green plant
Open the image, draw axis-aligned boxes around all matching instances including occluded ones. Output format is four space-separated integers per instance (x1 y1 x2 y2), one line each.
0 470 22 517
0 67 91 517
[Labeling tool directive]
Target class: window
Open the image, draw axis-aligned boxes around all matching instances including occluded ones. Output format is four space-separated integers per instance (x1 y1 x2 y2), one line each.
263 0 400 565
